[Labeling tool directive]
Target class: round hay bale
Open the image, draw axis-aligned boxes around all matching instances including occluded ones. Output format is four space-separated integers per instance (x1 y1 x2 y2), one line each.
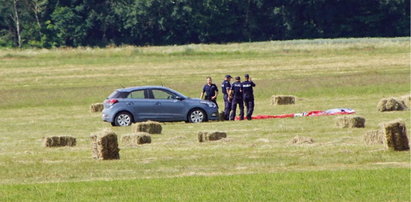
380 119 409 151
198 131 227 142
335 116 365 128
377 97 407 112
43 136 76 147
364 130 384 145
90 128 120 160
132 121 162 134
271 95 296 105
122 133 151 146
289 136 314 144
90 103 104 112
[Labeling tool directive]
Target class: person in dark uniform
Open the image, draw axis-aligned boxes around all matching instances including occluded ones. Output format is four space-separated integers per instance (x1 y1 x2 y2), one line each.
221 75 232 120
229 76 244 120
242 74 256 120
200 76 219 107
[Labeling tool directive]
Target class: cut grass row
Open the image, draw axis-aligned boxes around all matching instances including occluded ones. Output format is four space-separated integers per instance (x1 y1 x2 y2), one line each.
0 105 409 185
0 38 409 200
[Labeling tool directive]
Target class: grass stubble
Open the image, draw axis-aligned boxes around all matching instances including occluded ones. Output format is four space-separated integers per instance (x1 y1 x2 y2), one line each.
0 37 409 200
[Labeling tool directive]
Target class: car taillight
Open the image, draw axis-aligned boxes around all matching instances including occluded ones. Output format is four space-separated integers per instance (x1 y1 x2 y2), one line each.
106 99 118 105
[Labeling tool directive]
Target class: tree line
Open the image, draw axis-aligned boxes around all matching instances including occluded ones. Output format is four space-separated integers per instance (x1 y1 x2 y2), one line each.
0 0 409 48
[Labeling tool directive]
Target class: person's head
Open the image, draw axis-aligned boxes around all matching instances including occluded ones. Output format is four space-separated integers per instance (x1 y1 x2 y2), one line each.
244 74 250 81
225 75 232 81
206 76 212 84
235 76 241 81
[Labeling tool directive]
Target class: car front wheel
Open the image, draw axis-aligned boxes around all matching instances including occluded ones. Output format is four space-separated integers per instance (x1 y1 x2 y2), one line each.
113 112 133 126
188 109 207 123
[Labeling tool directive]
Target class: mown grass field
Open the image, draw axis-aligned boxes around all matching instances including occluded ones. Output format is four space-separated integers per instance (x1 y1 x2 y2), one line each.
0 38 410 201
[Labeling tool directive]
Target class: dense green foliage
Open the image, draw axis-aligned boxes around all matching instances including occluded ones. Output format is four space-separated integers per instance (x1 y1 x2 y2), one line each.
0 0 409 47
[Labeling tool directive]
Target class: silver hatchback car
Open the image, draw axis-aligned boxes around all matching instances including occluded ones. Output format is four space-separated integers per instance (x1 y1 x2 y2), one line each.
102 86 219 126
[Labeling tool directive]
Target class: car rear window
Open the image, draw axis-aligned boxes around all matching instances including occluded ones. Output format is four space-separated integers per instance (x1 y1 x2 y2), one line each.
108 90 129 98
127 90 145 99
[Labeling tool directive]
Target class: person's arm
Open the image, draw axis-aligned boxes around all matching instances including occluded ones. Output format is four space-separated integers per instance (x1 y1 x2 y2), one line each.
200 85 205 99
224 83 230 94
212 91 218 100
228 86 233 101
250 78 256 87
212 84 218 100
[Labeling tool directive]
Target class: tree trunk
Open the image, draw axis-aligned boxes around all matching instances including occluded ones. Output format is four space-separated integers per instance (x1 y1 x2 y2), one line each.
32 0 43 39
12 0 22 48
244 0 251 42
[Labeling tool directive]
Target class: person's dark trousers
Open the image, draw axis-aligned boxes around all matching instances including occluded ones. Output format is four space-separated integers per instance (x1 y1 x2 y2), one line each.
205 96 218 108
223 94 231 120
244 97 254 120
229 98 244 120
211 99 218 108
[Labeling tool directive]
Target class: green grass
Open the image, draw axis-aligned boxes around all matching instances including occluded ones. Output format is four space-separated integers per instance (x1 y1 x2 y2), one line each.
1 168 409 201
0 37 409 200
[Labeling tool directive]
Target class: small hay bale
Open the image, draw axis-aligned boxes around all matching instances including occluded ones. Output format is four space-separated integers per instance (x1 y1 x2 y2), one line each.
381 119 409 151
377 97 407 112
43 136 76 147
132 121 162 134
364 130 384 145
271 95 296 105
218 111 225 121
335 116 365 128
400 95 410 108
90 103 104 112
90 128 120 160
198 131 227 142
122 133 152 145
289 136 314 144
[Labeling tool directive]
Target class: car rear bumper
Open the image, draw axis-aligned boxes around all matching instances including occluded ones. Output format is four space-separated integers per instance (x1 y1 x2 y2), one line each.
102 110 114 123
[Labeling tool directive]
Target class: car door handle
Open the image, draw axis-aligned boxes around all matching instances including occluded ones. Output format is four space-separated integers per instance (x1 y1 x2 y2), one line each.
155 102 161 106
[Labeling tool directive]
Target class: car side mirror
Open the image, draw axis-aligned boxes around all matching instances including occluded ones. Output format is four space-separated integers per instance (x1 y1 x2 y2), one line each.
175 96 184 101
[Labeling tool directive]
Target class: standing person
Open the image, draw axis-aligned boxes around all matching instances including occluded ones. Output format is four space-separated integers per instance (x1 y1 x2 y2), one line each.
200 76 219 108
242 74 256 120
229 76 244 120
221 75 232 120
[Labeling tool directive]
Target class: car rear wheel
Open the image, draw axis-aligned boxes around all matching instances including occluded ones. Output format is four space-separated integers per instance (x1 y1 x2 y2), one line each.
188 109 207 123
114 112 133 126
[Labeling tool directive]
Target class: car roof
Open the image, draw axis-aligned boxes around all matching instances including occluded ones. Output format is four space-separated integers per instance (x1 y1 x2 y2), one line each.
117 86 169 93
117 86 187 98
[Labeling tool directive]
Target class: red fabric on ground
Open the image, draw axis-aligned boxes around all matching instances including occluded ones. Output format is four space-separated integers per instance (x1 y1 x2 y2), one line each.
234 109 355 120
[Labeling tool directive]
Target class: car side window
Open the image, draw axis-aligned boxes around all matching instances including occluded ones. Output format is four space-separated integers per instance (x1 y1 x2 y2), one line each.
151 89 176 100
127 90 145 99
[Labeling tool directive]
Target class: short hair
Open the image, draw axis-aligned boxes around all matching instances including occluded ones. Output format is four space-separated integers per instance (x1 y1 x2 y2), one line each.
206 76 212 80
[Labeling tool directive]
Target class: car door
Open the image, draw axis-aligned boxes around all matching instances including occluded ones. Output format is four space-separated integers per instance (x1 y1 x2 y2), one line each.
127 89 158 121
150 89 187 121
